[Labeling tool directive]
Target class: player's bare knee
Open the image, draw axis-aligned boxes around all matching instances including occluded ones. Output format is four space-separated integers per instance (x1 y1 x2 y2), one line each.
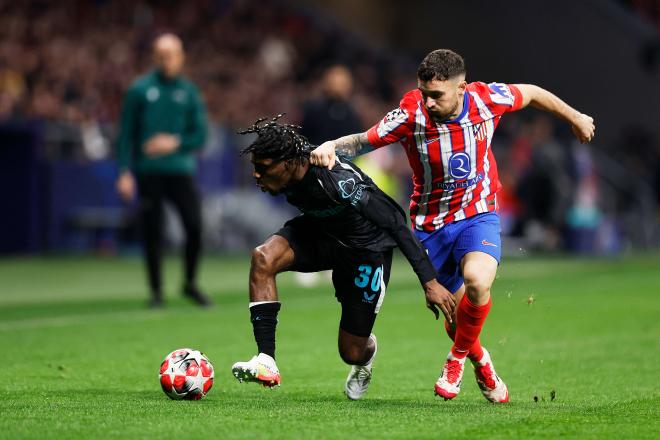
463 275 491 302
250 245 277 276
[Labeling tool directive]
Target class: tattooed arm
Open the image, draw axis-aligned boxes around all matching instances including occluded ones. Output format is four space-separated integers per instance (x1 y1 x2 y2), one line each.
310 132 373 169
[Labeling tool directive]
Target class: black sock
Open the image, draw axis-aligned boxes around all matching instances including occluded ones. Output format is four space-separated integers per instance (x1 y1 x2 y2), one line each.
250 302 281 359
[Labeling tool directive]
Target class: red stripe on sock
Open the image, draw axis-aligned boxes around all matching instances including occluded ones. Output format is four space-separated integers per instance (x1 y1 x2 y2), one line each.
451 295 492 359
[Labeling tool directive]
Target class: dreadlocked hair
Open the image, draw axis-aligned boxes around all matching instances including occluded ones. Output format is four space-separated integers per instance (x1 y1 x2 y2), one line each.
238 114 311 167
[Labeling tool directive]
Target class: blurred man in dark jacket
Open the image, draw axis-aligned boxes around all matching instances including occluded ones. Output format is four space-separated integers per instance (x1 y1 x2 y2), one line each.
300 65 362 145
116 33 211 308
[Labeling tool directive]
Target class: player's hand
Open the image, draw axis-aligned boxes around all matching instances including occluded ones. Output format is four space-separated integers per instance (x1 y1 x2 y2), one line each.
310 141 337 169
144 133 180 157
116 170 136 202
423 279 456 323
571 113 595 143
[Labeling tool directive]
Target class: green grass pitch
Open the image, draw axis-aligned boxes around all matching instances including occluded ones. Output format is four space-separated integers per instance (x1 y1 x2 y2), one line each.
1 253 659 439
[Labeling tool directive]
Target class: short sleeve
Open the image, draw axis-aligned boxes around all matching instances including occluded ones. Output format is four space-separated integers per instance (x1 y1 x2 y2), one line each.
366 92 416 148
476 82 523 115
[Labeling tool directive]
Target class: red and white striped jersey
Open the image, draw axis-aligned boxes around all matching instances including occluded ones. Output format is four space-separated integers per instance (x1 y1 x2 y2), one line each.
366 82 523 231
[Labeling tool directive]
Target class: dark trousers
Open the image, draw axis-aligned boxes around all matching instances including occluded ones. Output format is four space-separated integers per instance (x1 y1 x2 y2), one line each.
137 174 202 298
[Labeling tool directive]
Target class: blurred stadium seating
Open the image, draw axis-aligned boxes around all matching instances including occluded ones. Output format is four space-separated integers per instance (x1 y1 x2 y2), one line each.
0 0 658 254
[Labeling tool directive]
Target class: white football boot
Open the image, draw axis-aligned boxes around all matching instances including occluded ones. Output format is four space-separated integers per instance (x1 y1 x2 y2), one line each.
232 353 281 388
472 347 509 403
345 334 377 400
434 351 466 400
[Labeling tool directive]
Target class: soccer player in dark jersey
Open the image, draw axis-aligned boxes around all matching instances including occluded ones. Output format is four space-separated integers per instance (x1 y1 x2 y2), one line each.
231 116 456 400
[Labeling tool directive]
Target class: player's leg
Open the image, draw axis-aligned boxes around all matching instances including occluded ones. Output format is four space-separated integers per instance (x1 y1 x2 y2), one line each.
434 212 505 400
338 329 376 366
459 251 509 402
233 217 332 388
443 285 484 362
416 226 472 398
340 329 378 401
436 212 508 402
455 251 498 351
336 249 391 400
164 175 210 306
435 256 495 400
248 234 296 361
137 174 165 307
232 234 294 387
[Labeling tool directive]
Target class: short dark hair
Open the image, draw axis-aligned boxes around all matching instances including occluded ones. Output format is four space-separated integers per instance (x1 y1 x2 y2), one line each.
417 49 466 82
238 114 310 166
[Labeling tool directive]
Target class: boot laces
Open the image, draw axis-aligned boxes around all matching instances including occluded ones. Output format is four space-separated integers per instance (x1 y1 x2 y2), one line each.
445 360 463 384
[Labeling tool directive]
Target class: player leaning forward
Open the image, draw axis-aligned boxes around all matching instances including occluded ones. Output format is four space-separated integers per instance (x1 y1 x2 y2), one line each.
311 49 595 402
231 116 455 399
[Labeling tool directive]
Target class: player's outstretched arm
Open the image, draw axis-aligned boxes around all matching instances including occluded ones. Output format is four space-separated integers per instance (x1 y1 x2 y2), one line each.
310 132 372 169
515 84 595 143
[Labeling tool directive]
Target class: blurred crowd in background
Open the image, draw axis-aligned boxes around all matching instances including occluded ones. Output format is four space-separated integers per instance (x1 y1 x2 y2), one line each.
0 0 659 255
0 0 406 153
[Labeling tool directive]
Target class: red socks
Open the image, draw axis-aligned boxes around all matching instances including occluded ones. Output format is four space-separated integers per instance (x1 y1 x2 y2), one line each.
451 294 491 360
443 320 484 362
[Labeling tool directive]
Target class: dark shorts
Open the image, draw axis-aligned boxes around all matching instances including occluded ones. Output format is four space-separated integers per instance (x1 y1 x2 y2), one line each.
275 216 392 337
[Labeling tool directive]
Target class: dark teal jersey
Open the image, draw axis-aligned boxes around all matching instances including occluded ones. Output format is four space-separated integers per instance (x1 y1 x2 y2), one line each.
283 157 436 285
116 70 208 175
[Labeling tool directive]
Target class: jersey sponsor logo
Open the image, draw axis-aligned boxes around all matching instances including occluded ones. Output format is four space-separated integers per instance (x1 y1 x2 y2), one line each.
437 173 484 191
339 178 357 198
448 152 471 180
481 239 497 247
338 178 364 206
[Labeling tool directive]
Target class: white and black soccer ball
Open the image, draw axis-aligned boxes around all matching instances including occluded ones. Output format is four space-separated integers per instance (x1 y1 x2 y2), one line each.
159 348 214 400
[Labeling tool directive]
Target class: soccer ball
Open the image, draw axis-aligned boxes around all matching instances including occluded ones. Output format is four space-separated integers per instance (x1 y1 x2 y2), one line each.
159 348 214 400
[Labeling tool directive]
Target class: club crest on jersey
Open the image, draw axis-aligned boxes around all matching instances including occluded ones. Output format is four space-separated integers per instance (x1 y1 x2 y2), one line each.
448 152 471 180
473 123 488 142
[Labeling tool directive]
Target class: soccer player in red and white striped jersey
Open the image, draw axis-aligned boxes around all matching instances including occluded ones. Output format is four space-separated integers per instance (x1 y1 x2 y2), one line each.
311 49 595 403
